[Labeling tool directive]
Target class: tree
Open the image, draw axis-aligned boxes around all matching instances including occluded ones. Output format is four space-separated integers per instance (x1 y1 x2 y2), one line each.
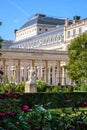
0 22 3 51
66 32 87 83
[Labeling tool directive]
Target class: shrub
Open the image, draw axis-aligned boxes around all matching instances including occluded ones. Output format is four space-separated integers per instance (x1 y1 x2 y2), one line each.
35 80 47 92
0 82 25 93
0 92 87 129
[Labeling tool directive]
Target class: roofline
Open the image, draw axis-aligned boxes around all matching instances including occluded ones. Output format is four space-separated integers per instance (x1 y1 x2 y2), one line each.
0 48 68 55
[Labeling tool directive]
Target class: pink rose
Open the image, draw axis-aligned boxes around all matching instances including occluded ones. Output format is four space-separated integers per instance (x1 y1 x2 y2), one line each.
21 105 30 112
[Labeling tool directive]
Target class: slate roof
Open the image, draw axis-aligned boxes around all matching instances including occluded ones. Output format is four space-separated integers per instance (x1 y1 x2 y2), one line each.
11 25 64 47
1 40 13 48
20 14 66 30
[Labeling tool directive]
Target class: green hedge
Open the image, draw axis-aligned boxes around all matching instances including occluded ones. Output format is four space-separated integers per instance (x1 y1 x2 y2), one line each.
22 92 87 109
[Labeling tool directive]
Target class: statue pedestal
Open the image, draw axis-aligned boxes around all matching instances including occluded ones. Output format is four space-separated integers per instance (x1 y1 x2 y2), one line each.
25 81 37 93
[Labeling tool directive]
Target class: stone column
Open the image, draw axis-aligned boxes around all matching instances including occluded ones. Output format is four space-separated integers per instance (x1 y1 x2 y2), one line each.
61 67 65 85
56 61 60 84
52 62 56 85
0 59 5 83
38 61 42 81
20 64 22 82
45 60 48 83
34 66 37 80
48 66 51 85
24 60 27 82
17 60 20 83
44 67 46 83
7 60 11 83
2 59 6 76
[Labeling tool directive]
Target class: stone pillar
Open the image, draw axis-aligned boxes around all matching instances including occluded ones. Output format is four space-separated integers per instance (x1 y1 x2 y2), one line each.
34 66 38 80
2 59 6 76
8 60 11 83
45 60 48 83
52 62 56 85
38 61 42 81
17 60 20 83
56 61 60 84
61 67 65 85
24 60 27 82
0 59 4 83
44 68 46 83
20 65 22 82
48 66 51 85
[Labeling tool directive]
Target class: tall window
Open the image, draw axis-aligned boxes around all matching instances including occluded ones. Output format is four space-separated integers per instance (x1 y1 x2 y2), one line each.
73 29 76 35
39 28 41 31
59 35 61 41
79 27 82 34
67 31 70 38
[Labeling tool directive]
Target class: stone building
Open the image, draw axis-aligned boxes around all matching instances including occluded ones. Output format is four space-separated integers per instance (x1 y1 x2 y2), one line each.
0 14 87 85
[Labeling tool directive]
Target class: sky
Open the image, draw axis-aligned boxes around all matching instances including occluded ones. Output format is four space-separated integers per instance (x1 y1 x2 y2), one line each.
0 0 87 40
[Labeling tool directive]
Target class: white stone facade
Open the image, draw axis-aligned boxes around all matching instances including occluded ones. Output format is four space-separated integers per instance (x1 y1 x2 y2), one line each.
0 14 87 85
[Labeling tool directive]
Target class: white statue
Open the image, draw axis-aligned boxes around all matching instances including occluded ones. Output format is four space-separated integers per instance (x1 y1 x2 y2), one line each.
29 67 36 84
25 67 37 93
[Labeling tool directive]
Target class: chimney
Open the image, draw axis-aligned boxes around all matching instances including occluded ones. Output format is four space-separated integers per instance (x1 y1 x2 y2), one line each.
65 19 72 26
73 16 80 24
65 19 69 26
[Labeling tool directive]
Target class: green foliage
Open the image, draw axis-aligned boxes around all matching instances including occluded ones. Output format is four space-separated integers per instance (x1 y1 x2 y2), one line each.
51 85 60 92
0 21 3 57
0 22 3 45
0 92 87 129
0 22 2 25
35 80 47 92
0 43 2 48
3 75 9 84
0 82 25 93
66 32 87 82
22 92 87 109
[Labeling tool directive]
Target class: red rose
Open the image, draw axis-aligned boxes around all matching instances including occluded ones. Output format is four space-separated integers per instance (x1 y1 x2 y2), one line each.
0 112 5 117
18 93 23 97
28 120 33 124
7 111 15 117
0 95 4 99
82 101 87 107
21 105 30 112
5 92 13 98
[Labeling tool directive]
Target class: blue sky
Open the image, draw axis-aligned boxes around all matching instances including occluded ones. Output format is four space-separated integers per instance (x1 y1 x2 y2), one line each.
0 0 87 40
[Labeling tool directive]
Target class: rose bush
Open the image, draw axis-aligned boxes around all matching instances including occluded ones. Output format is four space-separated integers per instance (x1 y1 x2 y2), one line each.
0 92 87 130
0 92 52 130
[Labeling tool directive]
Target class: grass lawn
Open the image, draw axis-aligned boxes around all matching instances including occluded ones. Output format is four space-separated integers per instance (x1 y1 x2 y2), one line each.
49 107 87 115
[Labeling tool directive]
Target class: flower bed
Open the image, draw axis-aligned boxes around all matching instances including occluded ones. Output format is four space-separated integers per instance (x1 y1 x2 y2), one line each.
0 92 87 130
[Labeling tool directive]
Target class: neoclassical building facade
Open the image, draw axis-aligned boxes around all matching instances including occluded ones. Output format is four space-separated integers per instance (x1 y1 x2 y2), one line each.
0 14 87 85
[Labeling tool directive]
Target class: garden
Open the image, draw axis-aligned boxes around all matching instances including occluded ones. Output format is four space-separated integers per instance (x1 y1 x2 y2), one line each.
0 81 87 130
0 32 87 129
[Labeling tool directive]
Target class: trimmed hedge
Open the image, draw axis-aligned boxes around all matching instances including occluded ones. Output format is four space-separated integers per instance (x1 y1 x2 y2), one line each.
22 92 87 109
